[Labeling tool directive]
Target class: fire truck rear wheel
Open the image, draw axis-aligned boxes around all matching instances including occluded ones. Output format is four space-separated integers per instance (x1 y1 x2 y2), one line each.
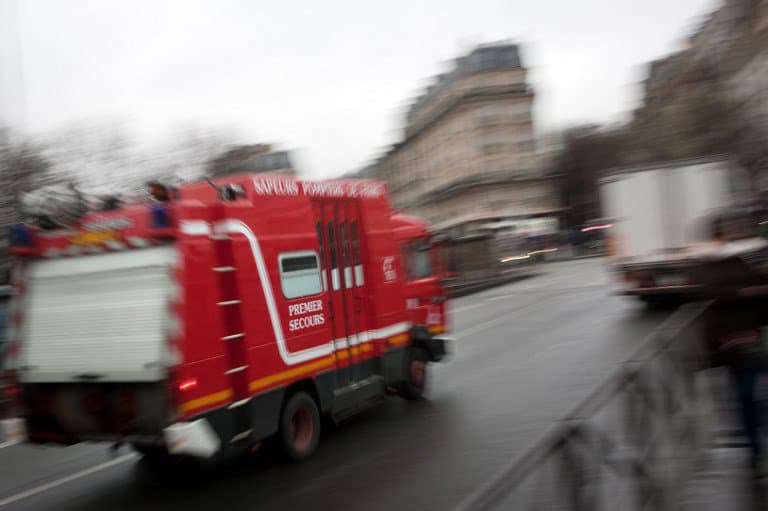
279 391 321 461
132 444 173 465
398 347 429 400
132 444 167 457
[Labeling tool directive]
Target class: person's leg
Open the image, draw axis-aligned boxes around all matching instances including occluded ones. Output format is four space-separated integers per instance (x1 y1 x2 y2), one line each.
732 369 761 469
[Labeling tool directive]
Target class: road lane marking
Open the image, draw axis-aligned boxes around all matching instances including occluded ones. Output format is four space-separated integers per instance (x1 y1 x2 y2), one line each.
453 311 526 339
0 441 18 450
452 291 562 340
0 453 137 508
451 302 486 313
484 284 606 300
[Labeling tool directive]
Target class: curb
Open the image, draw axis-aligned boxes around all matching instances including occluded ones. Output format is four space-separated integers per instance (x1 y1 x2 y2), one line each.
445 272 540 298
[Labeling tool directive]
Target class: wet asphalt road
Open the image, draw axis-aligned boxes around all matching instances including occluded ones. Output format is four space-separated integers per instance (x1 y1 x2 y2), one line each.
0 258 671 511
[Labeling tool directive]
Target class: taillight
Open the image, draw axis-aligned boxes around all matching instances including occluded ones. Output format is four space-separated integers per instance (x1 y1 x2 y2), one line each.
163 250 185 421
177 377 197 393
2 371 22 418
166 375 196 422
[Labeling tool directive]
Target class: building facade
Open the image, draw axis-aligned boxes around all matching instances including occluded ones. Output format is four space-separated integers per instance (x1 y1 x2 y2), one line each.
208 145 297 178
369 42 561 237
630 0 768 189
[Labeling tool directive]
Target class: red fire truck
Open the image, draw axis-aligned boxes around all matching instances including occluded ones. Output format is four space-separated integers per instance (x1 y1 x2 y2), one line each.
0 174 449 461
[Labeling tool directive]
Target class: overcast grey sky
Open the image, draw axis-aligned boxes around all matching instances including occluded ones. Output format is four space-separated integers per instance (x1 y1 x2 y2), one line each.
1 0 716 178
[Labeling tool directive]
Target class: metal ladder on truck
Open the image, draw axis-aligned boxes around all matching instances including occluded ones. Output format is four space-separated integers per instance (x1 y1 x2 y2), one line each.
210 208 254 446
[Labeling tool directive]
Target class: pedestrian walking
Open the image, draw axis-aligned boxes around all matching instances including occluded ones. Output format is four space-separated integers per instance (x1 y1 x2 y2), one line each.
695 213 768 475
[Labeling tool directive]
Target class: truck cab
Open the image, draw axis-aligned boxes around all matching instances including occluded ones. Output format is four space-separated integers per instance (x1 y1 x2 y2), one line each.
392 213 447 336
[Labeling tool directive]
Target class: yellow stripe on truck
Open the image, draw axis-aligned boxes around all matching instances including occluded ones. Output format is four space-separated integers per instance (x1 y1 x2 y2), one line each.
248 355 335 393
428 324 444 334
335 342 375 361
181 338 409 414
179 388 234 414
181 357 335 415
388 333 410 346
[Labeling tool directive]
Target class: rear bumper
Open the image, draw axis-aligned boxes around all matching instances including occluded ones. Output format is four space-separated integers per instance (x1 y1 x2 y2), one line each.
619 284 700 296
0 418 27 445
5 415 222 458
163 419 221 458
615 259 698 272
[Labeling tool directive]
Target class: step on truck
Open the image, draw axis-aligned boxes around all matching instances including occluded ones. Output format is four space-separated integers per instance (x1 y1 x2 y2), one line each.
0 174 450 460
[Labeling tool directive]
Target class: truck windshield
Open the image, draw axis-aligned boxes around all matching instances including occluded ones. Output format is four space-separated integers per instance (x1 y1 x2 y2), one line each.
402 241 432 280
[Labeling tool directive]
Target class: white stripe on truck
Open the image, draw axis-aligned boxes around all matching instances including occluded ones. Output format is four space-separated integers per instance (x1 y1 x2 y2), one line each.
215 219 335 365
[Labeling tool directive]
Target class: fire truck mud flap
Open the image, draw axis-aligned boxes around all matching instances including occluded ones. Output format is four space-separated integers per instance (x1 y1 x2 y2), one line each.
411 326 452 362
164 419 221 458
423 336 452 362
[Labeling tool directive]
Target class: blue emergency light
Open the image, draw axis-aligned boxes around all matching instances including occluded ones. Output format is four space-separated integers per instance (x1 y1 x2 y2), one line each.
8 224 32 247
150 205 172 229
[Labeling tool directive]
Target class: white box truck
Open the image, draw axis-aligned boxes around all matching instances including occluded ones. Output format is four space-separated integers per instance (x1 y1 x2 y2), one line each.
600 158 743 306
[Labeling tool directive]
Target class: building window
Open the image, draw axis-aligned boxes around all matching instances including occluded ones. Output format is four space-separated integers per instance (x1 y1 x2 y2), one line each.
508 102 530 121
279 251 323 299
475 104 503 125
477 130 508 155
518 139 535 152
483 144 503 155
482 158 511 173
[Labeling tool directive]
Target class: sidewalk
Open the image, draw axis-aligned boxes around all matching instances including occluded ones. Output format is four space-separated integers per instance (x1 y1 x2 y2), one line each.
681 444 768 510
680 379 768 511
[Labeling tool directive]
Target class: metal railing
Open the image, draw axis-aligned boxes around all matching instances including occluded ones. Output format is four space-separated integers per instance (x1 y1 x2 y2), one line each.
457 301 715 511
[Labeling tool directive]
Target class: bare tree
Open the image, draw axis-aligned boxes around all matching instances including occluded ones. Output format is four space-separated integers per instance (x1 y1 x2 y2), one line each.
555 126 627 228
207 144 273 177
41 120 139 191
151 123 240 183
0 128 55 280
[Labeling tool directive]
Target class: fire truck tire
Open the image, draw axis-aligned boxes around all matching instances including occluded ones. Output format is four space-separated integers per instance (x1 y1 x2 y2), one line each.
279 391 321 461
640 295 681 310
132 444 173 465
398 347 429 400
132 444 167 457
